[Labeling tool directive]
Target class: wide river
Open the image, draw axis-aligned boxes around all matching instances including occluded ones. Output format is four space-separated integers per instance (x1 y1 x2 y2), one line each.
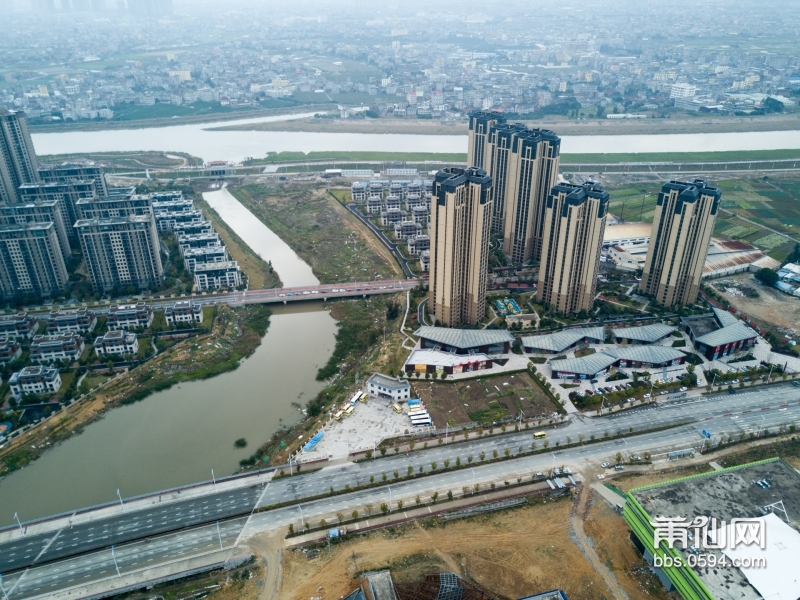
0 187 333 524
31 113 800 164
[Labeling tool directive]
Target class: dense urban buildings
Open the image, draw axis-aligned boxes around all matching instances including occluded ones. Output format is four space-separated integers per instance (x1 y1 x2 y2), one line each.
428 167 493 327
639 179 721 307
537 182 609 314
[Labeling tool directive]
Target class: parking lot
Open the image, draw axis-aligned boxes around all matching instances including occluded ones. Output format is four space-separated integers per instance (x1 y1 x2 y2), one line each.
300 395 412 461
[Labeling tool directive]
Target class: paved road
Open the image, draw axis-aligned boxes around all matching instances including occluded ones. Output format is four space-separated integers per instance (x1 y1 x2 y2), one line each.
343 203 416 278
21 279 419 319
2 384 799 598
2 518 246 600
0 485 263 574
417 297 428 326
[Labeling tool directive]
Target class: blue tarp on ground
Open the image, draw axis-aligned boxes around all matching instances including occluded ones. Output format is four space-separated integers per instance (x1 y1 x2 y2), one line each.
303 431 324 452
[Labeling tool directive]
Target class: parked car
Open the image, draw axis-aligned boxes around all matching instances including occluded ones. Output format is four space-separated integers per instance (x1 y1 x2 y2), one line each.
643 393 651 399
597 474 605 480
679 387 688 392
615 465 625 471
601 461 610 468
627 397 636 403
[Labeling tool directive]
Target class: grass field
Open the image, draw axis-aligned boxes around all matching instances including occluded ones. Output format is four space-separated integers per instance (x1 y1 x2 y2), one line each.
37 151 202 170
412 372 559 427
561 149 800 163
247 151 468 164
604 176 800 260
229 182 401 284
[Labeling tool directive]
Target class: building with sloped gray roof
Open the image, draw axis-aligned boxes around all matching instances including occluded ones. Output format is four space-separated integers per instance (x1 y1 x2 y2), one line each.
681 310 757 360
414 326 514 354
603 346 686 368
521 327 605 354
550 346 687 379
549 353 617 379
611 323 675 345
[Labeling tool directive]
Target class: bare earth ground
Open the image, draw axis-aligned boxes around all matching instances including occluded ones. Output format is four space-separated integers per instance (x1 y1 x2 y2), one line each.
412 372 559 428
210 113 800 136
713 273 800 332
272 493 673 600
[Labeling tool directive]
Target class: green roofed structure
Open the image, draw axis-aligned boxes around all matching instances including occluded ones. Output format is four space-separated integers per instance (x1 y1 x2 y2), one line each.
623 458 800 600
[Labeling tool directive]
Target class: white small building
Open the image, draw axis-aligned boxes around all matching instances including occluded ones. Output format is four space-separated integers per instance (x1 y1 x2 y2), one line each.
164 301 204 325
30 334 85 363
46 308 97 334
94 330 139 357
107 302 154 330
9 365 62 397
367 372 411 401
193 261 242 290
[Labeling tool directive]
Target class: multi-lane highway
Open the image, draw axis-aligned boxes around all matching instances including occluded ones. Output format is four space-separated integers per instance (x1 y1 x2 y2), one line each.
1 384 799 599
0 485 263 574
0 518 246 600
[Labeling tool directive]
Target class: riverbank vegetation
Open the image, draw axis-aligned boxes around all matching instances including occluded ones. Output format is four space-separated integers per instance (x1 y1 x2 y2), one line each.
0 305 271 477
230 182 402 282
38 150 203 170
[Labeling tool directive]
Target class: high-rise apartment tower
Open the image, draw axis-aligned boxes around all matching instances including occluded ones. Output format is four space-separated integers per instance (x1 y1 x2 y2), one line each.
639 179 721 307
75 215 164 293
429 167 493 327
0 222 68 299
468 111 561 264
0 109 40 205
537 182 609 315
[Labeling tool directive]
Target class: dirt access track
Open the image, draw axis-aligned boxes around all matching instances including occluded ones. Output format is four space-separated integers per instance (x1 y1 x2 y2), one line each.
412 371 561 428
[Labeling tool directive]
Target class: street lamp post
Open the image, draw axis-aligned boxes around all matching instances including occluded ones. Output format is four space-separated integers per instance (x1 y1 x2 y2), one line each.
387 485 392 512
757 415 766 438
12 513 22 534
116 489 124 512
471 468 476 494
298 505 305 529
212 469 216 489
0 573 9 600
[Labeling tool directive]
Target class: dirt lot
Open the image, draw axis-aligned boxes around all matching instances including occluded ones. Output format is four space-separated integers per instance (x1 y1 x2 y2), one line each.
712 273 800 332
275 493 672 600
412 372 560 428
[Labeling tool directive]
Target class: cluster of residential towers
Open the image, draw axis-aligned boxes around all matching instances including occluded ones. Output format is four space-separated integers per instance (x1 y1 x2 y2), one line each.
0 109 241 300
428 111 722 327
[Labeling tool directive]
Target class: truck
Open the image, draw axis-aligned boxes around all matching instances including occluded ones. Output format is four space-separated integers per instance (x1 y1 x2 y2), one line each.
328 527 347 539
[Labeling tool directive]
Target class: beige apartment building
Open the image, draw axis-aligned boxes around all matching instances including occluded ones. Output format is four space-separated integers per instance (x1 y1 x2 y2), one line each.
537 182 609 314
639 179 721 307
467 112 503 175
468 111 561 264
429 167 493 327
